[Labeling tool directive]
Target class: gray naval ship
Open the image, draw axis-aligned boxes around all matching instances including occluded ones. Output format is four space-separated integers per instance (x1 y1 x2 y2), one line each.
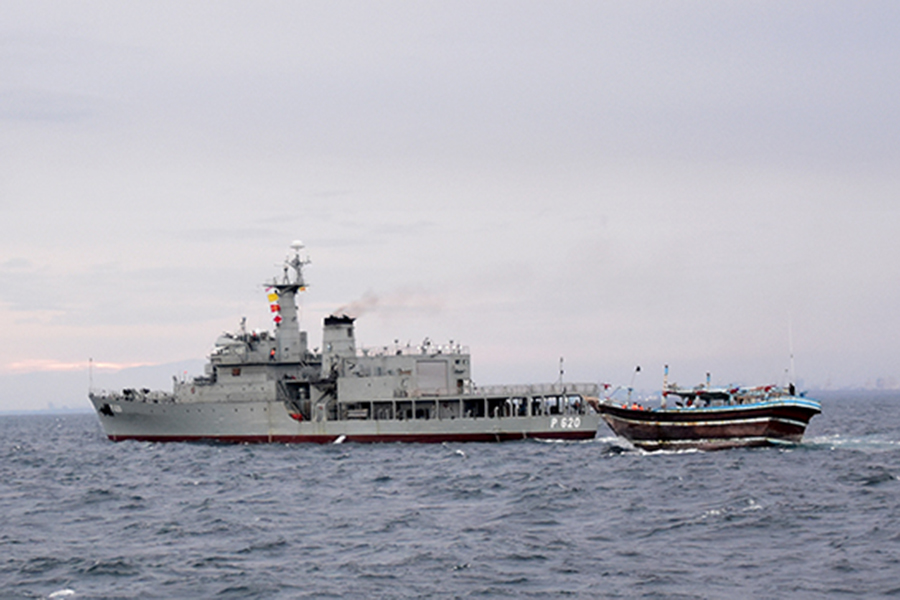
90 242 602 443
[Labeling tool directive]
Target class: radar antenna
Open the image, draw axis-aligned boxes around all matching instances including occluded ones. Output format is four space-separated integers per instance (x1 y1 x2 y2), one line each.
283 240 311 286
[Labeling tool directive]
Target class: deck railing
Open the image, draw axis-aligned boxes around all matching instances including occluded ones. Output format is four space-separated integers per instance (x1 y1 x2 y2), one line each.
472 382 599 397
358 344 469 358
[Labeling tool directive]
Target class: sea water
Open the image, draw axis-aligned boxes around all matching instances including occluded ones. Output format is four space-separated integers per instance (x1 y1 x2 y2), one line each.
1 392 898 599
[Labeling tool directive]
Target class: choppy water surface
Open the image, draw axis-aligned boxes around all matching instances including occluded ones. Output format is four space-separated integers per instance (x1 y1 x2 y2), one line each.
1 393 899 599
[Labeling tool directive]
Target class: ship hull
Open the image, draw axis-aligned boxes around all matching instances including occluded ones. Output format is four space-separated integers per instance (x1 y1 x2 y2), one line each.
90 396 600 443
598 398 821 451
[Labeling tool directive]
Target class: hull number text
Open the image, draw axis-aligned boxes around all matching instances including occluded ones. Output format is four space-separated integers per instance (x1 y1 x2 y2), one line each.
550 416 581 429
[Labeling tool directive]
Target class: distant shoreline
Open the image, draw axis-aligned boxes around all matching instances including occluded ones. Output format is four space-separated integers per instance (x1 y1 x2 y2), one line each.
0 408 94 417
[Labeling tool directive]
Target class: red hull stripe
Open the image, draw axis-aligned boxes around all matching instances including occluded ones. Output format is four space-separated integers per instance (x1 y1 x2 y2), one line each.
108 431 597 444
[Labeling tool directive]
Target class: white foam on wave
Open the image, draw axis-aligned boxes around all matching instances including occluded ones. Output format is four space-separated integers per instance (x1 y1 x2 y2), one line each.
697 497 764 522
595 435 620 444
634 446 701 456
48 590 76 599
534 436 616 445
806 433 900 452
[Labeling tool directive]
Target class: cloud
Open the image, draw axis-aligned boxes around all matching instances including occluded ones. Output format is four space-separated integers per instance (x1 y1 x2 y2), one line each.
1 2 900 411
0 88 100 123
3 359 155 374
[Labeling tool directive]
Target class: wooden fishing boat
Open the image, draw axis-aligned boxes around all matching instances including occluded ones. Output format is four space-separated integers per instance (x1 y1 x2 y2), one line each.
597 371 821 450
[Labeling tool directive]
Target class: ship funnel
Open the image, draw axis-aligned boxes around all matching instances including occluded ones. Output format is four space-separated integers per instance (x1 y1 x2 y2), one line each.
322 314 356 376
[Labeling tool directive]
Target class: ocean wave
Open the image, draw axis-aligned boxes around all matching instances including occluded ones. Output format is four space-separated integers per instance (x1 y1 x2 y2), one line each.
1 405 899 599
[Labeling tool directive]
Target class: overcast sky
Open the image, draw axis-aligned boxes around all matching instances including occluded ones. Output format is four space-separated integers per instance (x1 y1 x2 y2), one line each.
2 1 899 411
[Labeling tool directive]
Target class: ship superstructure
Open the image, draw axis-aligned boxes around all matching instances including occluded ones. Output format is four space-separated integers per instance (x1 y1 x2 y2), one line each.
90 243 601 443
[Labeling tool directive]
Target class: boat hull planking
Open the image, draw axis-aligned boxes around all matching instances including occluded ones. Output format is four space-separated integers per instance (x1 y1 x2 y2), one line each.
598 398 821 451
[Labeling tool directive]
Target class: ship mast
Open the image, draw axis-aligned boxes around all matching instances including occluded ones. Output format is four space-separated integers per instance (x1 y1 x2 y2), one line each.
267 241 310 362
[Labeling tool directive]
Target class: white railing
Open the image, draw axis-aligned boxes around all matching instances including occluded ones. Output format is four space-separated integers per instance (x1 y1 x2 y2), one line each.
357 344 470 358
472 382 599 397
89 389 176 403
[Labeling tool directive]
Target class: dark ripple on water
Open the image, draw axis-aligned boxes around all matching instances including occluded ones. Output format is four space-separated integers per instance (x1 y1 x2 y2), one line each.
1 393 899 599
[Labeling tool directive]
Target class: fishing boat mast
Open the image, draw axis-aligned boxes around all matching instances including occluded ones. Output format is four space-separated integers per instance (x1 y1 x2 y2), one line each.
661 364 669 408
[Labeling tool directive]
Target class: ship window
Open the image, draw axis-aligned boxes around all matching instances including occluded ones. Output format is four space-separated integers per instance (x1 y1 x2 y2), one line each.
348 327 353 337
439 400 461 419
396 401 413 420
414 400 435 420
374 402 393 420
463 398 484 418
487 397 506 418
232 368 241 376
